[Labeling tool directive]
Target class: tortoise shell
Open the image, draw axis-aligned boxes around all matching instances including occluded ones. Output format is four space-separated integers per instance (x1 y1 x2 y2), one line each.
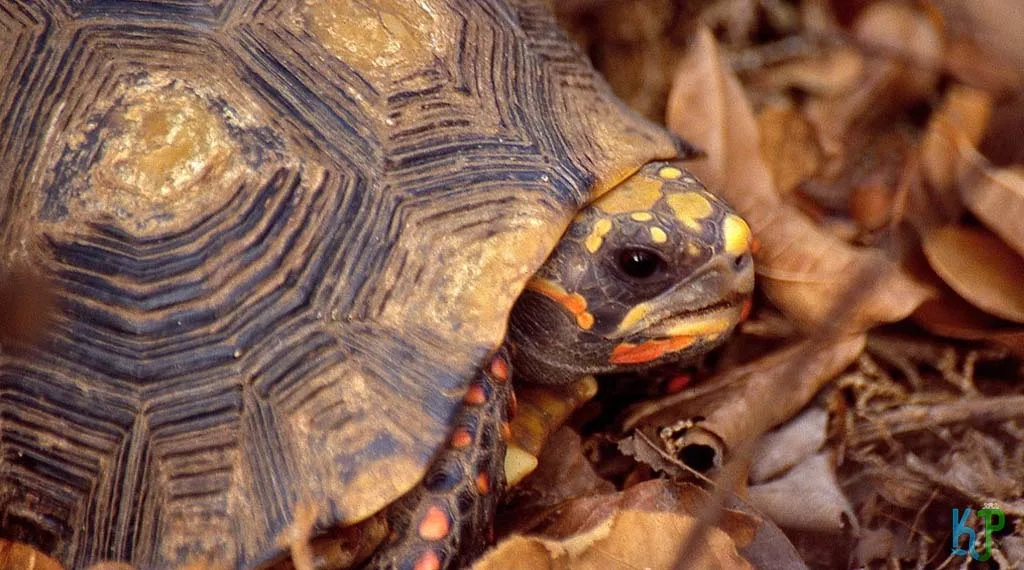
0 0 678 567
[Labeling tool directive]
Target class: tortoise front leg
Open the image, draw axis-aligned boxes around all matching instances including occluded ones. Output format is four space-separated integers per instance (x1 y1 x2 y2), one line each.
365 350 514 570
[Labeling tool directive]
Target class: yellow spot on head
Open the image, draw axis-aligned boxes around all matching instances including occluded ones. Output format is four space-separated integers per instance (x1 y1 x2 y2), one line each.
616 303 650 334
658 166 683 179
650 227 667 243
584 218 614 253
687 243 700 257
630 212 653 221
666 192 713 231
594 176 664 214
723 214 752 256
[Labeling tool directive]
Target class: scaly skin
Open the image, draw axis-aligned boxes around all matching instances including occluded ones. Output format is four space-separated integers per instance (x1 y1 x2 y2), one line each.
367 162 755 570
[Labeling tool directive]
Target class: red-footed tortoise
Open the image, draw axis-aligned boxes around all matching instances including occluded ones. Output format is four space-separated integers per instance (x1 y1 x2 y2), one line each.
0 1 754 569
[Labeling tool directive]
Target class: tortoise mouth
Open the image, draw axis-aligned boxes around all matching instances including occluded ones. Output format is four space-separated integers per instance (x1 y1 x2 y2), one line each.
644 299 745 341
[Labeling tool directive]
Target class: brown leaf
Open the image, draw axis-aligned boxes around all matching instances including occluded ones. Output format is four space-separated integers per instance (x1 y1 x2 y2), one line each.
803 2 943 168
622 336 866 469
917 84 993 225
757 103 821 196
536 479 759 544
960 164 1024 258
935 0 1024 92
474 510 753 570
0 540 64 570
921 226 1024 323
749 48 864 97
666 26 930 333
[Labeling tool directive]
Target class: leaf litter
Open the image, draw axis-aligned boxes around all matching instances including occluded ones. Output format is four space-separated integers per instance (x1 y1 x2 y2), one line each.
487 1 1024 569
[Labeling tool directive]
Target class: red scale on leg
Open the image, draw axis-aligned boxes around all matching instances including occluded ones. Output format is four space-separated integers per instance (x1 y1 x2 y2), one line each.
418 506 451 541
413 551 441 570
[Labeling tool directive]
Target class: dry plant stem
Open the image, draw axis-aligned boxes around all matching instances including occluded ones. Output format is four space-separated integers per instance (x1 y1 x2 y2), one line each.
850 395 1024 447
903 454 1024 518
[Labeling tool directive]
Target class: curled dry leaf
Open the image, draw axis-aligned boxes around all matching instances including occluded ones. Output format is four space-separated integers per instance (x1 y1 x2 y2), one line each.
473 510 753 570
961 164 1024 258
0 540 64 570
747 453 856 533
666 26 931 333
623 336 866 470
921 84 993 197
921 226 1024 323
749 407 829 484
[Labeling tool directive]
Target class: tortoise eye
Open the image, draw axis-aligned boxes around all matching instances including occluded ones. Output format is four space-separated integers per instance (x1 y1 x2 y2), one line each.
617 248 664 280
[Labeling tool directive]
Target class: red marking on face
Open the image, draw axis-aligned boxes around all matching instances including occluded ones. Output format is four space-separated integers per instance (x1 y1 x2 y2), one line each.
418 506 451 541
476 471 491 494
489 356 509 382
450 427 473 449
463 384 487 405
501 421 512 442
413 551 441 570
750 237 762 254
609 336 696 364
665 374 692 394
739 298 753 323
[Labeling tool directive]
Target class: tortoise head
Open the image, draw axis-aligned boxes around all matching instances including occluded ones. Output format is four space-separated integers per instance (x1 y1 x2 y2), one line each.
508 162 754 384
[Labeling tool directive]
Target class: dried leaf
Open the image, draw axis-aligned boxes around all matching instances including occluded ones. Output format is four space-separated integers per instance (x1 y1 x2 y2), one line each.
474 510 753 570
921 226 1024 323
757 103 821 195
961 164 1024 257
666 26 931 333
804 2 943 167
623 336 866 467
918 84 993 223
750 407 828 484
913 295 1024 357
747 453 856 533
750 48 864 96
935 0 1024 91
0 540 64 570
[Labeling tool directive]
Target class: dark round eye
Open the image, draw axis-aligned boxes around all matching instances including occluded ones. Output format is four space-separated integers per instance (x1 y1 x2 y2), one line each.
617 248 664 279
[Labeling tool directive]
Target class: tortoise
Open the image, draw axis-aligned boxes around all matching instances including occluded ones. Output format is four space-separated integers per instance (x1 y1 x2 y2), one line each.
0 1 755 569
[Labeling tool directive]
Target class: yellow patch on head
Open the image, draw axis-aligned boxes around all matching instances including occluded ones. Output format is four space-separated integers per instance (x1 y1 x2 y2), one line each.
658 166 683 179
649 227 667 243
666 192 713 231
723 214 752 256
584 218 614 253
594 176 664 214
687 243 700 257
630 212 654 222
616 303 650 334
658 316 733 338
